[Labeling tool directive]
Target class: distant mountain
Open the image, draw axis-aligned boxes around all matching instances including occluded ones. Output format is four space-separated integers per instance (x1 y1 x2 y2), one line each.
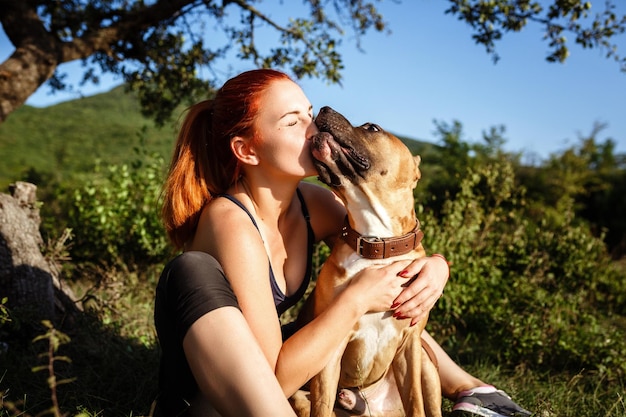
0 85 436 189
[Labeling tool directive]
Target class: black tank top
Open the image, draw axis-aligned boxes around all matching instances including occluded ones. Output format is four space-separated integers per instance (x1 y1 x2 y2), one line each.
219 188 314 316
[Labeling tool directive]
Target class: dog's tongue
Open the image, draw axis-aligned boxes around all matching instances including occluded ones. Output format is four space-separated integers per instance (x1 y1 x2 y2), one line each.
311 143 331 161
310 132 335 161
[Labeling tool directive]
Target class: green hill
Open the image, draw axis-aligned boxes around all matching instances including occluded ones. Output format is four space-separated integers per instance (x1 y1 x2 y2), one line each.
0 86 436 189
0 86 178 189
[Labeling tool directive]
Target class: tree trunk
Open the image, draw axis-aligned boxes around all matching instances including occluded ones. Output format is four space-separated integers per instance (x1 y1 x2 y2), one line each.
0 46 59 124
0 0 63 123
0 182 79 327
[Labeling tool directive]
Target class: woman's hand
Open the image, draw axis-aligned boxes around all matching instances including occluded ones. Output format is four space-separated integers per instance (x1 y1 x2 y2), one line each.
390 255 449 326
348 259 414 314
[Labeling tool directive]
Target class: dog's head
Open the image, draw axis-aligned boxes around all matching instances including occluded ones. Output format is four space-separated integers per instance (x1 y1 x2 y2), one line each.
310 106 421 234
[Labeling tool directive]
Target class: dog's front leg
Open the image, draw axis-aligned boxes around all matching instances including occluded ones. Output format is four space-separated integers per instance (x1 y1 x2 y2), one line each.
420 346 442 417
310 338 349 417
393 333 426 417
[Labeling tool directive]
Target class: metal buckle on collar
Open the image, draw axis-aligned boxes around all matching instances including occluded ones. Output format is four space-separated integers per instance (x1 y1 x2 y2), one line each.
356 235 382 257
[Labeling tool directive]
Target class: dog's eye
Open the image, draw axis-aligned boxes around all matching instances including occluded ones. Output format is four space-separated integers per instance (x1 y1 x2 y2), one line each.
362 123 381 132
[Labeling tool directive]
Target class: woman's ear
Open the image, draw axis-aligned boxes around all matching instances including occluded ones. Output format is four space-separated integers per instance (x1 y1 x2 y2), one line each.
230 135 259 166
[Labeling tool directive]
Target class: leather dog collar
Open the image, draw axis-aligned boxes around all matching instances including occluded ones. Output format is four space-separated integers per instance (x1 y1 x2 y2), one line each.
340 216 424 259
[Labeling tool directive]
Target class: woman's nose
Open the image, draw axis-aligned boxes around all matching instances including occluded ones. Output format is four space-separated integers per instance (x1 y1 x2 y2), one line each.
306 119 319 138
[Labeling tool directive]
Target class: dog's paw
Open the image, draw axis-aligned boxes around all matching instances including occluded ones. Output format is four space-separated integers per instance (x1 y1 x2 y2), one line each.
337 388 367 415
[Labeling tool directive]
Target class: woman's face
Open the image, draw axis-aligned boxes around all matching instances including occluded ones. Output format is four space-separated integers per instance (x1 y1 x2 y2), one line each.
252 79 319 178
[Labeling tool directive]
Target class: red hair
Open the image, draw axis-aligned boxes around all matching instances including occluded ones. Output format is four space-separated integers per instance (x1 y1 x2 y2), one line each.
161 69 293 249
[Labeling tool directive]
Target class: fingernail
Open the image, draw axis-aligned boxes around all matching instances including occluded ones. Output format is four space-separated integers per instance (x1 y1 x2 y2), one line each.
398 270 409 277
390 302 400 309
392 311 402 318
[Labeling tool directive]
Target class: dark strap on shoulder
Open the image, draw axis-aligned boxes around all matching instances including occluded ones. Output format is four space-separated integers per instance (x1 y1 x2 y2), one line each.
219 194 259 229
295 188 311 221
220 190 310 231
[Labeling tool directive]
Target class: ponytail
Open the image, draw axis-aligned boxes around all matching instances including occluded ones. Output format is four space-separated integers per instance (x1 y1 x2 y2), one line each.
161 100 212 249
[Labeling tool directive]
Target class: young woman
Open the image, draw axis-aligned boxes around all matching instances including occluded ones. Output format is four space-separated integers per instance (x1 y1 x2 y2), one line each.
154 69 531 417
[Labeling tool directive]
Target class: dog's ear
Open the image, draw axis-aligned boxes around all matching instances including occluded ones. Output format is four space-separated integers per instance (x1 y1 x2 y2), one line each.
413 155 422 182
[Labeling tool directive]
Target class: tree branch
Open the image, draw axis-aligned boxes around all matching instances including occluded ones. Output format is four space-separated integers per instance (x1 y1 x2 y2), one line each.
228 0 339 78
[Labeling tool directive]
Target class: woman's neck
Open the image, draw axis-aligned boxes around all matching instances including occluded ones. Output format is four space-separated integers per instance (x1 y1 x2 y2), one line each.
235 175 300 224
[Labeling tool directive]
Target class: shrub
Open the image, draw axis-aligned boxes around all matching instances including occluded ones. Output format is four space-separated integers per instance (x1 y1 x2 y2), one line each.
59 146 173 267
421 158 626 379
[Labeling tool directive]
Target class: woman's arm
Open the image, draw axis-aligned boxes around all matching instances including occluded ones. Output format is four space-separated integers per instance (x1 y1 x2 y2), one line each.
275 259 413 395
183 307 297 417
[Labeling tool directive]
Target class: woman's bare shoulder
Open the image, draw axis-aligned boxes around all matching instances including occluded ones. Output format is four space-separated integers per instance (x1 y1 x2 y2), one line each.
189 196 262 253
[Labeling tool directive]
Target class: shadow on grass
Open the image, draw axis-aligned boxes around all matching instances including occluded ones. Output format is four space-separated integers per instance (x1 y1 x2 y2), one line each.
0 309 159 417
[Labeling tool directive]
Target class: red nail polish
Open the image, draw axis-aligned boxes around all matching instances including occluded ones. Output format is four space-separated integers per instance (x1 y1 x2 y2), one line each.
390 302 400 309
398 270 408 277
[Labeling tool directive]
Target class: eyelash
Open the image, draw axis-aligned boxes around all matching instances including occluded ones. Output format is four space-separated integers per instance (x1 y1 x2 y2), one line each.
286 112 312 127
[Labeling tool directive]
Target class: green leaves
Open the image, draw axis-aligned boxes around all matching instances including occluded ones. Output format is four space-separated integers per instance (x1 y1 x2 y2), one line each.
4 0 392 123
125 31 218 125
62 142 171 267
422 143 626 379
445 0 625 69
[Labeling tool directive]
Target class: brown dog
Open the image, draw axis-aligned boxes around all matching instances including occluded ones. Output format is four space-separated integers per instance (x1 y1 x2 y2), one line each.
293 107 442 417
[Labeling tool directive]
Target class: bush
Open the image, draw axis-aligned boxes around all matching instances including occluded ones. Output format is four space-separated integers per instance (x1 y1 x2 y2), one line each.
421 158 626 379
57 146 173 267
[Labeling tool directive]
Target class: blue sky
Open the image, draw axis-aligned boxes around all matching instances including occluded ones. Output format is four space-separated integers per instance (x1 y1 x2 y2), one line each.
2 1 625 161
